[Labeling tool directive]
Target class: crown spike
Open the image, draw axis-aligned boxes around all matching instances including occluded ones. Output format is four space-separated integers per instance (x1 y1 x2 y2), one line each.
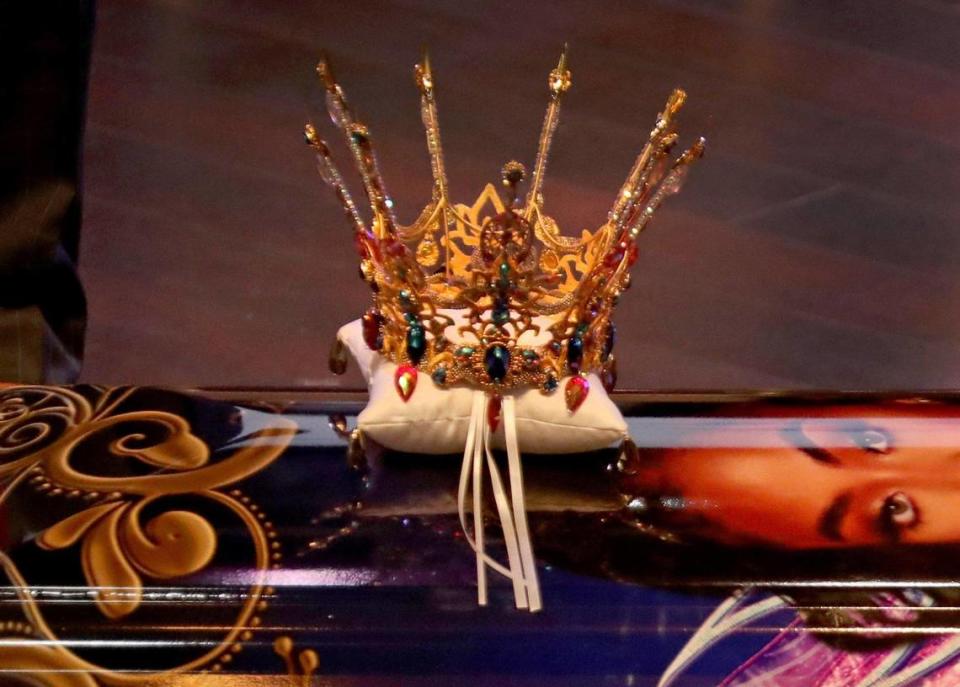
415 49 447 198
611 130 678 237
316 54 348 128
524 45 572 219
609 88 687 230
659 88 687 130
414 50 454 279
417 48 433 90
555 43 569 81
304 123 366 235
316 55 400 235
626 136 705 240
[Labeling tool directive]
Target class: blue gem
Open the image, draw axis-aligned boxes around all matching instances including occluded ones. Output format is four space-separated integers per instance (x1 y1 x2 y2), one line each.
431 366 447 385
567 335 584 373
492 298 510 325
407 324 426 365
484 345 510 382
543 375 558 392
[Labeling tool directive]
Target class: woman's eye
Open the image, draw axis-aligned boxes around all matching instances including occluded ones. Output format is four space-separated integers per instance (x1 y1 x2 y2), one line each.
880 491 918 537
856 429 890 454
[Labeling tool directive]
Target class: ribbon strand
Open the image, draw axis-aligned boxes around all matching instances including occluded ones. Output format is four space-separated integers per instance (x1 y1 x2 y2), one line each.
503 395 541 611
458 390 542 612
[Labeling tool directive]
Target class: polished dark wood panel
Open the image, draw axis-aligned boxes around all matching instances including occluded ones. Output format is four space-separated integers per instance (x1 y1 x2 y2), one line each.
79 0 960 388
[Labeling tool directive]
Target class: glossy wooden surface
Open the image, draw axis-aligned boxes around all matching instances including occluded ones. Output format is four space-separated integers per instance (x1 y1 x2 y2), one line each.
79 0 960 389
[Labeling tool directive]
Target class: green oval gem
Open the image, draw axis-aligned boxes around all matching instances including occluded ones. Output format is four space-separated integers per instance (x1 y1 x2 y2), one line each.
456 346 475 357
407 325 426 364
497 262 511 288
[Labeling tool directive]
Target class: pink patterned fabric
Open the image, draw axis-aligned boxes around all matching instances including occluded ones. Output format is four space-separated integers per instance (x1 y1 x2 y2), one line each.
721 623 960 687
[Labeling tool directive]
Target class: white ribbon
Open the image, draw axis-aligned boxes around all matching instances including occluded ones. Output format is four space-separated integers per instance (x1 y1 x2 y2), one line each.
458 390 542 612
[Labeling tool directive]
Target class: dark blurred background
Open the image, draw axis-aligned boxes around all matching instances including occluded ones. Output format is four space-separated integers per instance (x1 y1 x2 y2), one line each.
56 0 960 388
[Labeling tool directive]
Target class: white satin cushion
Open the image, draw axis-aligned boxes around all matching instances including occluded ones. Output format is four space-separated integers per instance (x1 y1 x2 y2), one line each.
338 318 627 454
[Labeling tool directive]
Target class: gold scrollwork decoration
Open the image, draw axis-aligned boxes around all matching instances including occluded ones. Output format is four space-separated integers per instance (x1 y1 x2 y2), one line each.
274 635 320 685
0 385 299 684
0 386 90 478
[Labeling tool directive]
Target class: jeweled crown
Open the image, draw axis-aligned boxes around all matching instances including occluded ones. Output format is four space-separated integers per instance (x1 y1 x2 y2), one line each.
310 49 704 410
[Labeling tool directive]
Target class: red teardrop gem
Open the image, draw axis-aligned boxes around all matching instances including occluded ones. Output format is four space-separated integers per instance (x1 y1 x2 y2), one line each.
354 229 380 261
383 238 408 259
603 248 625 269
361 309 384 351
565 375 590 412
395 365 418 402
602 240 630 269
487 394 502 432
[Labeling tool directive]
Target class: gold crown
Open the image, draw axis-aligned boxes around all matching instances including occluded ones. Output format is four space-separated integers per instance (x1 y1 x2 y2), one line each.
310 49 704 411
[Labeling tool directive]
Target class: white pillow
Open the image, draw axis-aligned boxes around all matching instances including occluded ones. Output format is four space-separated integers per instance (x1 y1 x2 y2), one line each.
338 318 627 454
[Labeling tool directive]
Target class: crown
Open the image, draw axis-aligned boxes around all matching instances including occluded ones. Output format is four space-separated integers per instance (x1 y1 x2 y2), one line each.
310 49 704 411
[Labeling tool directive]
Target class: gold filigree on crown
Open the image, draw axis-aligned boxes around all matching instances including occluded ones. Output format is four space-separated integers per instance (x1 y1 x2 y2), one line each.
309 49 704 411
